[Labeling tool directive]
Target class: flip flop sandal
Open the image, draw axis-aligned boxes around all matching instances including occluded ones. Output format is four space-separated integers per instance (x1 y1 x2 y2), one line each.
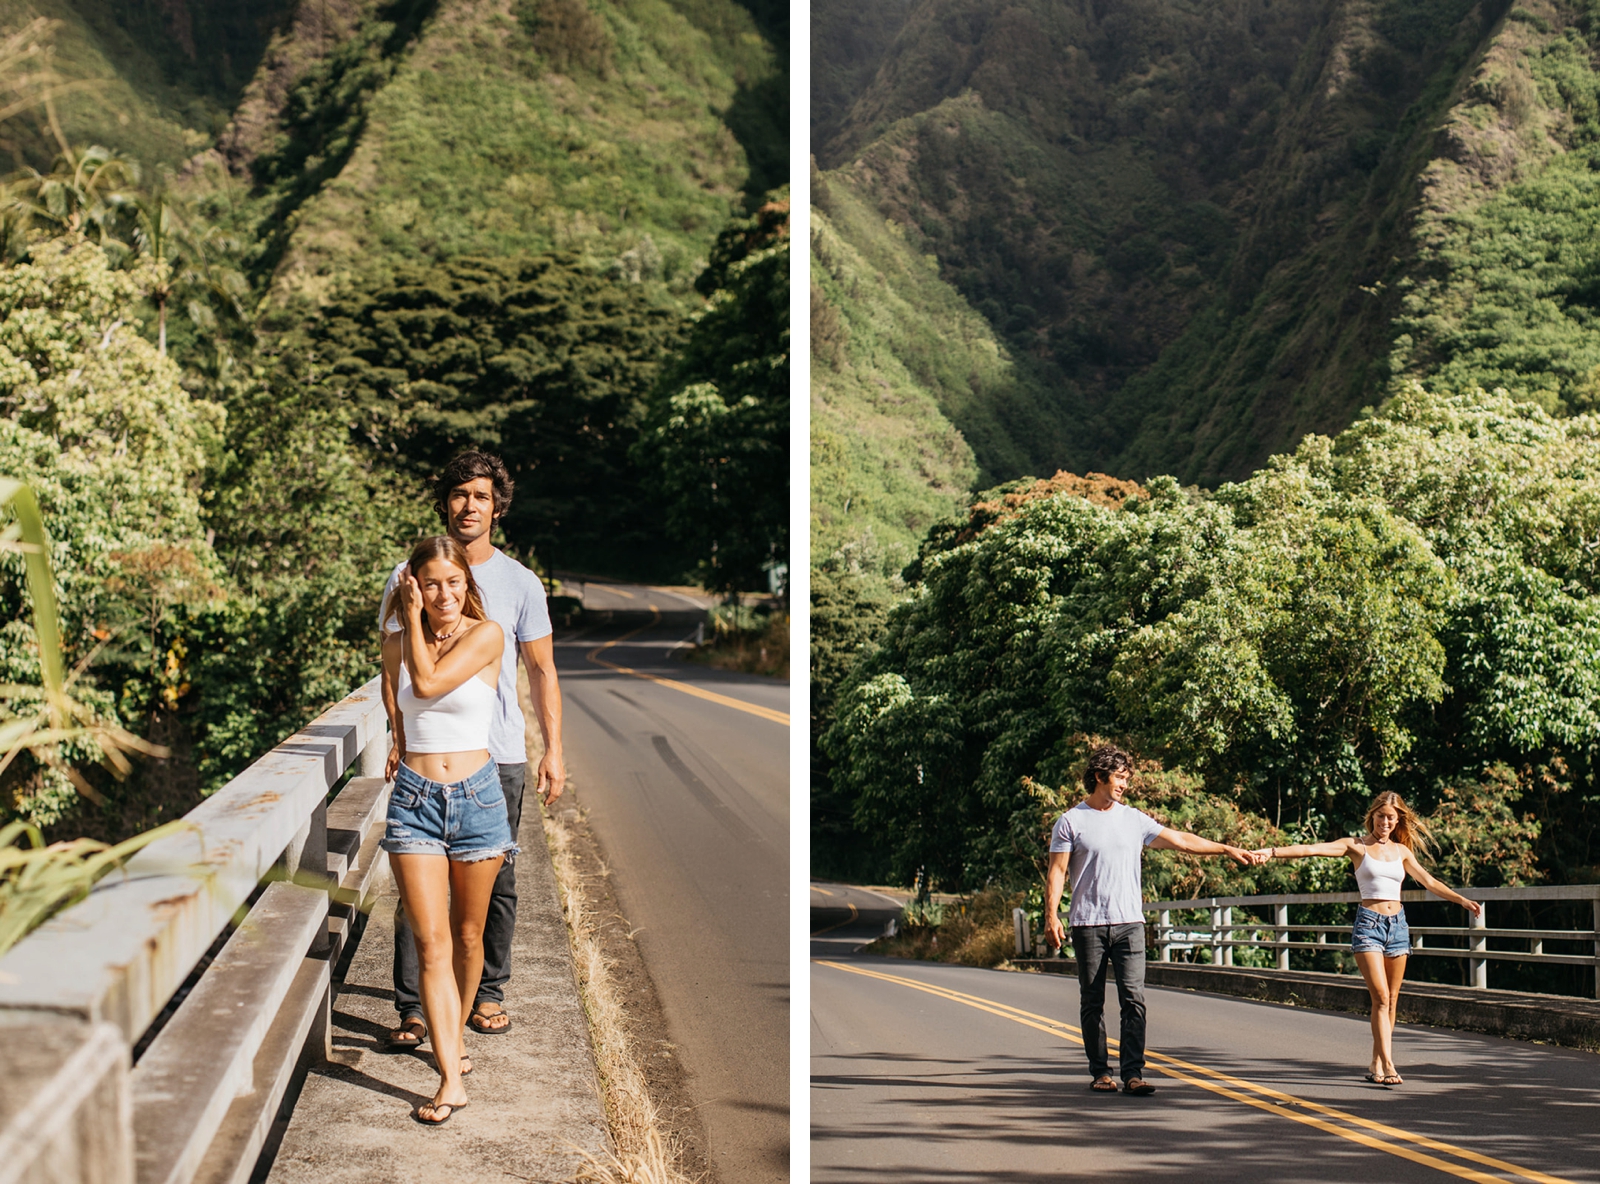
1122 1078 1157 1096
1363 1072 1387 1085
468 1003 512 1035
1090 1075 1119 1092
384 1018 428 1050
1382 1075 1403 1086
413 1100 467 1126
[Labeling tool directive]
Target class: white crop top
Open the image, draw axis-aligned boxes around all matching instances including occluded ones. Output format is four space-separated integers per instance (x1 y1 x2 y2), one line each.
397 663 496 753
1354 849 1407 900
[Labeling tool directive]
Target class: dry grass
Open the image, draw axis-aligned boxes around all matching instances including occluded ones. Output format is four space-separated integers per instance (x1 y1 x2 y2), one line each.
865 887 1023 968
684 608 789 678
544 811 700 1184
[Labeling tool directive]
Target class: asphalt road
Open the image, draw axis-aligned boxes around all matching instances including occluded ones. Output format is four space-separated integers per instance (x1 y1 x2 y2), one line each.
555 587 789 1184
811 906 1600 1183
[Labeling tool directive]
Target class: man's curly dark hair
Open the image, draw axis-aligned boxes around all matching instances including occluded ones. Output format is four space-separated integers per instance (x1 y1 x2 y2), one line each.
434 451 514 526
1082 744 1134 795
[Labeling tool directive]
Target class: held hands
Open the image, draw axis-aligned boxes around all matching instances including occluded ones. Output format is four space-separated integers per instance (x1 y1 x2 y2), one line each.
385 745 401 782
1462 897 1483 918
1225 844 1268 866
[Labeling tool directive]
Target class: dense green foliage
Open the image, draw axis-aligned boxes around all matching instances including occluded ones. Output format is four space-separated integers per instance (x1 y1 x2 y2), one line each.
811 0 1600 898
0 0 785 839
823 386 1600 893
636 193 789 592
302 252 683 577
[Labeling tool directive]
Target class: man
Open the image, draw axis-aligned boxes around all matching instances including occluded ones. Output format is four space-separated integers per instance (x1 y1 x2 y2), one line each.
382 451 566 1045
1044 744 1260 1096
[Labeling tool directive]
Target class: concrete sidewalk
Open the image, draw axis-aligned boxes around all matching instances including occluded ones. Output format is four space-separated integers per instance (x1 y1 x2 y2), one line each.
266 800 608 1183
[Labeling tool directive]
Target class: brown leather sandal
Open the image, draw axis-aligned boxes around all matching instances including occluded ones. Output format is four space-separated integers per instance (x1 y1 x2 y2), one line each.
384 1017 428 1050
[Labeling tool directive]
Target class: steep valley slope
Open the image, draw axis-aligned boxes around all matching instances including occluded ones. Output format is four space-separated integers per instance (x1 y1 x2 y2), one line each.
813 0 1600 560
2 0 783 307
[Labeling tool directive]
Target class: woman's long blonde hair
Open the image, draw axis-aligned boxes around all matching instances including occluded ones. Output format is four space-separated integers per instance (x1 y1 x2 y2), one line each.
1365 791 1431 860
380 536 487 636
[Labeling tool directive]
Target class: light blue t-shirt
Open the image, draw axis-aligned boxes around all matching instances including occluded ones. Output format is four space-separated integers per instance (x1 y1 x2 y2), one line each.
382 548 552 765
1049 801 1165 927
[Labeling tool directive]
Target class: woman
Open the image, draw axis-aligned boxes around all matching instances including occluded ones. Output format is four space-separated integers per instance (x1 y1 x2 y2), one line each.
1255 792 1480 1087
379 536 516 1125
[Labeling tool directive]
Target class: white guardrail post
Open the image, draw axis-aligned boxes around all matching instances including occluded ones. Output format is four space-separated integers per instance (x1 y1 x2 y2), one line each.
1469 904 1488 989
1158 909 1171 962
1012 908 1029 957
1275 903 1289 971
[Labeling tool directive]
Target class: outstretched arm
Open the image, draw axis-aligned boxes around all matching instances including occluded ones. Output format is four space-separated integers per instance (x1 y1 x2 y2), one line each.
1403 850 1482 916
1150 828 1259 865
1044 851 1070 950
1257 837 1358 861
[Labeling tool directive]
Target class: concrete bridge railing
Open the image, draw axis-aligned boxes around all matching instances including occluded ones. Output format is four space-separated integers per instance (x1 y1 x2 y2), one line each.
1143 886 1600 997
0 676 393 1184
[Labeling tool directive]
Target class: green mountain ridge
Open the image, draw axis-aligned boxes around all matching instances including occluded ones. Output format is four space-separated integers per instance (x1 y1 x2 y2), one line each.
3 0 781 307
813 0 1600 525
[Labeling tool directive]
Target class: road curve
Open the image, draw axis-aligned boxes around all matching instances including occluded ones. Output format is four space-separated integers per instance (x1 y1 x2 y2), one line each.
812 924 1600 1183
556 594 788 1184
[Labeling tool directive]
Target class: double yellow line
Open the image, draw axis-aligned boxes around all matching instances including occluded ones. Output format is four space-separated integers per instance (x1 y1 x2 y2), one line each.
815 960 1573 1184
586 613 789 726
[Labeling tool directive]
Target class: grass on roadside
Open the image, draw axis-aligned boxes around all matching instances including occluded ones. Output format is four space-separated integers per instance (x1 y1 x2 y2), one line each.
544 810 699 1184
863 886 1023 968
681 603 788 678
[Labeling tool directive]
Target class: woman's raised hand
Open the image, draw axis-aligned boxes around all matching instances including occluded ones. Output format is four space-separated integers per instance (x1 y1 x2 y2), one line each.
396 571 424 623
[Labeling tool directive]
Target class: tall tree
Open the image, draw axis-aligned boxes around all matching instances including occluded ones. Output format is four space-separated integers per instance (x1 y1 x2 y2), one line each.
636 194 790 593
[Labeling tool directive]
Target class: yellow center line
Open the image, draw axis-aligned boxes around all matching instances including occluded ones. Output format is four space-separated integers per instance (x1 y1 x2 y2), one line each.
585 614 790 726
811 903 859 936
815 960 1574 1184
811 886 836 897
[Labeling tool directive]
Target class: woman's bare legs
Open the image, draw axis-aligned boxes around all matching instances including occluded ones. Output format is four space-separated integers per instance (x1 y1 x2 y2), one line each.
449 855 503 1042
1381 953 1408 1080
391 852 504 1118
1354 950 1407 1080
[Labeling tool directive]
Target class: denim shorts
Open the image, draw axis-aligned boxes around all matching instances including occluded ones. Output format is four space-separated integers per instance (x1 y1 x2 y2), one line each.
381 759 520 862
1351 905 1411 957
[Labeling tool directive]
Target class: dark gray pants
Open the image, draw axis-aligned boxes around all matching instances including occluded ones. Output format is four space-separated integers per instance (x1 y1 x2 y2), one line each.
393 762 526 1021
1072 923 1148 1082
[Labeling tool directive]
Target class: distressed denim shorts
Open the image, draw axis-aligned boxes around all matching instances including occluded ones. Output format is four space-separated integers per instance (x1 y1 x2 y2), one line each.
1351 904 1411 957
381 759 519 862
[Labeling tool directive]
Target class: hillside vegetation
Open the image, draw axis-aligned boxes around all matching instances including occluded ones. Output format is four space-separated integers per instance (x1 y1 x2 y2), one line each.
814 0 1600 501
0 0 785 847
814 0 1600 914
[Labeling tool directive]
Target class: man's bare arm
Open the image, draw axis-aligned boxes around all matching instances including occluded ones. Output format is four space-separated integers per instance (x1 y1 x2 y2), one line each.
520 634 566 805
380 633 405 781
1149 827 1257 865
1044 851 1070 949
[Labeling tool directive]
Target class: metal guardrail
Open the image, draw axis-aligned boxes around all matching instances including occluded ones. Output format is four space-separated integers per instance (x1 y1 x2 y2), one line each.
0 676 393 1184
1144 886 1600 998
